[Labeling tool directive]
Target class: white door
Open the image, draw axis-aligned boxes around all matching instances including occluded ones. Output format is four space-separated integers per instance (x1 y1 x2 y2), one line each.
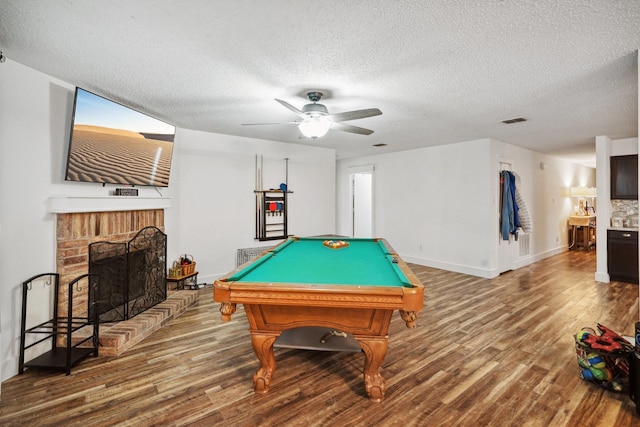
349 166 374 238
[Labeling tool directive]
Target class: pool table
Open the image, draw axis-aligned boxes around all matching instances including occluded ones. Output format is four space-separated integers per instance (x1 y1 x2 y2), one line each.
213 236 424 402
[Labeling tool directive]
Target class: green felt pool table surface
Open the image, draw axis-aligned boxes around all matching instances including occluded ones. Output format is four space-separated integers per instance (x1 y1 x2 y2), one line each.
229 237 411 287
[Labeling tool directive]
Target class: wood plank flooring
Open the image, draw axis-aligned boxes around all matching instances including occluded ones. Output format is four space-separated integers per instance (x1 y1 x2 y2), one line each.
1 250 639 426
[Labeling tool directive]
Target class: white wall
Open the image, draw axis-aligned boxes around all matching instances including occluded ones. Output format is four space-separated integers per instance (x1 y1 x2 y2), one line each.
169 129 335 282
0 60 67 386
337 138 595 278
0 59 335 382
338 139 495 276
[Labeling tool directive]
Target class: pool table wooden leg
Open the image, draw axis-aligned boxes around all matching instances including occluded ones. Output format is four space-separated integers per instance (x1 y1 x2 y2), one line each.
250 332 280 394
355 337 388 402
400 310 418 328
219 303 237 321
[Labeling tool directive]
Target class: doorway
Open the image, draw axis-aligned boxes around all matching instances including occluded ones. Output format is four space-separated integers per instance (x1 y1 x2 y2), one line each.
349 166 374 237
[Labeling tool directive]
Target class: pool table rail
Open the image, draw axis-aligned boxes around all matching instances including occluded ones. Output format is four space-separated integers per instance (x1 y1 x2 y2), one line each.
214 281 423 311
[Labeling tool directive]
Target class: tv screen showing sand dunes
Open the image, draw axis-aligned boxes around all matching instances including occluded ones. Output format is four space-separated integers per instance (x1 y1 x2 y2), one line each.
65 88 175 187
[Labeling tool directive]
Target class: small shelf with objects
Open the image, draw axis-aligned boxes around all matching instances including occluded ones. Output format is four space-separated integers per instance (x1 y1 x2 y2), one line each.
167 255 199 290
167 271 199 290
255 189 291 241
19 273 100 376
255 156 293 241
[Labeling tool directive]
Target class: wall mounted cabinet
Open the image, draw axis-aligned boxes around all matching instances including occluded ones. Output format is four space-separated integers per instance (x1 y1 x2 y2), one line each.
610 155 638 199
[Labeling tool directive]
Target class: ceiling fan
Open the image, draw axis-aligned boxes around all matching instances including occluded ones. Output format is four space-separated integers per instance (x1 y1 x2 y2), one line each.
242 92 382 139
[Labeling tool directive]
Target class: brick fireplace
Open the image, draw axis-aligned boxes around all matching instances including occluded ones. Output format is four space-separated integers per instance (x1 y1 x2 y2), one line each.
53 207 198 355
56 209 165 317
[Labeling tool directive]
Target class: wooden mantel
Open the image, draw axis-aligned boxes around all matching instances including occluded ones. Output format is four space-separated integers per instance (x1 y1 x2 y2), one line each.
48 196 171 213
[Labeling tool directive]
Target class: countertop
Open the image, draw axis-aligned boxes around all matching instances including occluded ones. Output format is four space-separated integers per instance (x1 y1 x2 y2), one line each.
568 215 596 226
609 227 639 232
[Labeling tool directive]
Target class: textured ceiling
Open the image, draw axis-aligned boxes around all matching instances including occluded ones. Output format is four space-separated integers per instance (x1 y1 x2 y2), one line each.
1 0 639 167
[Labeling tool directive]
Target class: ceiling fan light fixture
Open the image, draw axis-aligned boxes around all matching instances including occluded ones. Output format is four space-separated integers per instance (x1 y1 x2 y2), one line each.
298 115 332 138
247 95 380 137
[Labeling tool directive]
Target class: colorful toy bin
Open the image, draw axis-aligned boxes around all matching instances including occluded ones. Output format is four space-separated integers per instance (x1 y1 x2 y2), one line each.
574 324 634 392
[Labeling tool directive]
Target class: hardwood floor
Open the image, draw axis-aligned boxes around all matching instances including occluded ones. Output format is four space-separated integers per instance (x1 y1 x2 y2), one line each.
1 250 639 426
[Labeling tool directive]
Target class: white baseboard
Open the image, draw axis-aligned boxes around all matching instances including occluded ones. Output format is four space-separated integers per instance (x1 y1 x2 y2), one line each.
401 255 497 279
514 245 565 269
402 245 569 280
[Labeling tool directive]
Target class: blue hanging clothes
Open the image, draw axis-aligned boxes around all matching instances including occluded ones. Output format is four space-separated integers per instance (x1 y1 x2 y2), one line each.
500 171 520 240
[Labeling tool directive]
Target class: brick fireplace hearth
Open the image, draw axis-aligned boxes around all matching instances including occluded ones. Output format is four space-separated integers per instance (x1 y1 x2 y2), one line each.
55 208 197 355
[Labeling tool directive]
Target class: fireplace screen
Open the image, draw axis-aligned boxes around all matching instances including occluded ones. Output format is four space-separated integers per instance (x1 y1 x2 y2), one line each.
89 226 167 322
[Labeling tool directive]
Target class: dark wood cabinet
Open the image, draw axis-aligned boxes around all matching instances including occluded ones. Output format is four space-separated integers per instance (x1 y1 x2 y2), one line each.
607 229 639 284
610 155 638 199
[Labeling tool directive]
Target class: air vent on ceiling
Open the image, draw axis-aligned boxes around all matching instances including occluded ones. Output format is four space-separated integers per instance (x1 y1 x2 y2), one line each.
502 117 527 124
372 143 387 147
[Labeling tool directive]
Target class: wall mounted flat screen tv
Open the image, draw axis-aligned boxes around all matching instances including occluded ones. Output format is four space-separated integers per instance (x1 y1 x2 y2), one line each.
65 87 175 187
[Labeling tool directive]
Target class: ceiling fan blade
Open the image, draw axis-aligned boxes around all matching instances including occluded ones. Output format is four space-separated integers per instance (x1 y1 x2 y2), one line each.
241 122 300 126
275 99 308 118
332 122 375 135
330 108 382 123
